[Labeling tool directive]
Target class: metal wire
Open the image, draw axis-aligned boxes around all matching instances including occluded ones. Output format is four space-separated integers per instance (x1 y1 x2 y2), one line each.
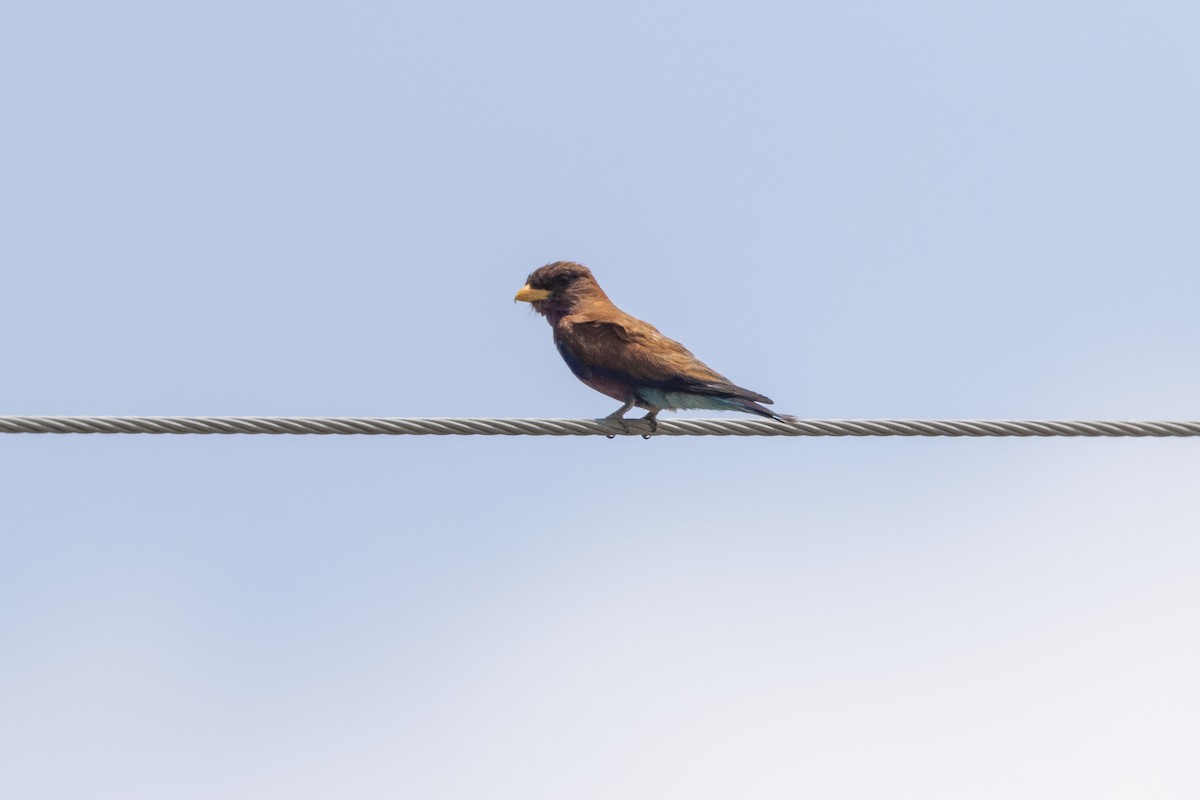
0 416 1197 437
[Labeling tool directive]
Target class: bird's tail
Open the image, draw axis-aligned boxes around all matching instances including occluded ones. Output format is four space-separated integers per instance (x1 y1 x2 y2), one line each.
726 397 797 423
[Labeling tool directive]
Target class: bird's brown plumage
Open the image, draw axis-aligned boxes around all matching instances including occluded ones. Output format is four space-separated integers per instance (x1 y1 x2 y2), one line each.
515 261 795 423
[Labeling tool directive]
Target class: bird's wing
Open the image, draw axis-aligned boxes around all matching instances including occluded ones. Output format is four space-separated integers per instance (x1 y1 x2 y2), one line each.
557 313 773 403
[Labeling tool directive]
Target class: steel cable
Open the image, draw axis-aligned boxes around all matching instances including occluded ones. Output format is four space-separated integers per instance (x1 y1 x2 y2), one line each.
1 416 1198 437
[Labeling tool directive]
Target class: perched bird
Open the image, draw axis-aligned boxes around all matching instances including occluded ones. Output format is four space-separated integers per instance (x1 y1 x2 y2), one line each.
515 261 796 428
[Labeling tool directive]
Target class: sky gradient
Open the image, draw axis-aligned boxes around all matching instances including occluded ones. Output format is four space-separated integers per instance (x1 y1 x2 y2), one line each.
2 2 1198 798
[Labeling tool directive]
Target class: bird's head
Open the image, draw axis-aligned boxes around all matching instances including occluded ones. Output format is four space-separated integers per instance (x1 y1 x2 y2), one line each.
514 261 607 323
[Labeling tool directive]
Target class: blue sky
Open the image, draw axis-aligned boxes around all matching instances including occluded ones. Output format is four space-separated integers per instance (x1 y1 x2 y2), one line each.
2 2 1198 798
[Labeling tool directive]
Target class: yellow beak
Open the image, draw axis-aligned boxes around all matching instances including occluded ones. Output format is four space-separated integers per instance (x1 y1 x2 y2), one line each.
514 284 551 303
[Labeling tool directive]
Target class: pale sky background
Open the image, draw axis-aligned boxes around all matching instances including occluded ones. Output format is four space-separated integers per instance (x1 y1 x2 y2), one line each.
2 2 1198 798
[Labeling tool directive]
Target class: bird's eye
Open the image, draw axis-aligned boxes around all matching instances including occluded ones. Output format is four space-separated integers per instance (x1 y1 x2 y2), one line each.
555 274 572 288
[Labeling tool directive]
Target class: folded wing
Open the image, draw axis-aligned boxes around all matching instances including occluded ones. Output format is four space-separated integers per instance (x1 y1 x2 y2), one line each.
555 312 774 404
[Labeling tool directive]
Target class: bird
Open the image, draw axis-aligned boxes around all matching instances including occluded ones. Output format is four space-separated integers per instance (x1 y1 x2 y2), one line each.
514 261 796 430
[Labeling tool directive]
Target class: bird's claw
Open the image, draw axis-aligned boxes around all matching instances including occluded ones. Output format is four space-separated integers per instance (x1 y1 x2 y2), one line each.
601 417 631 438
640 414 658 439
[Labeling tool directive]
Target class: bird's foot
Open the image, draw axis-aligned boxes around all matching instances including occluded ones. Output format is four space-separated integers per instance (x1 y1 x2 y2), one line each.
603 402 636 439
640 412 658 439
601 416 630 438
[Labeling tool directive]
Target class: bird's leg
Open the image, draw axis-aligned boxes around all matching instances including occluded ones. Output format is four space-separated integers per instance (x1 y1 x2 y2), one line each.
603 399 636 437
640 408 660 438
607 399 636 419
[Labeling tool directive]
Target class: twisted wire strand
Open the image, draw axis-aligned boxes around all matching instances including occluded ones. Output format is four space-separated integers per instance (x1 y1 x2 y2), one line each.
0 416 1197 437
